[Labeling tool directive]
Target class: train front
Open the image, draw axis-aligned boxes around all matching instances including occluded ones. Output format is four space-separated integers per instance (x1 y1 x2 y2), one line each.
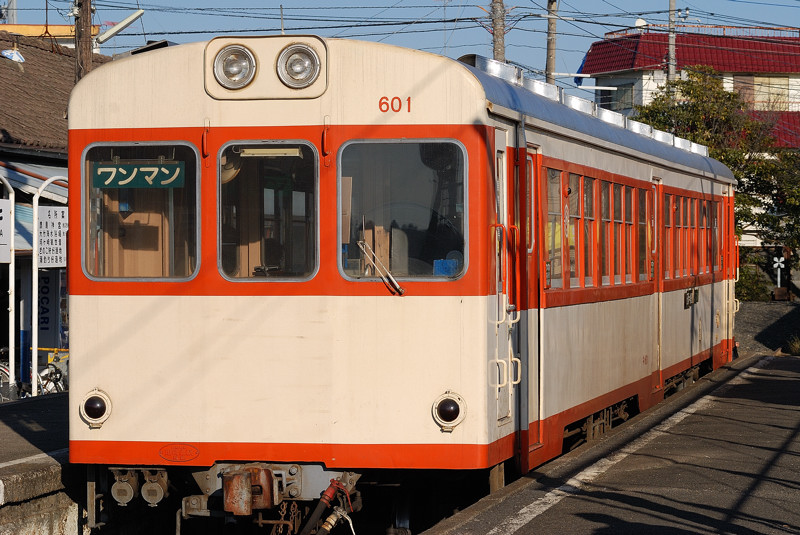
67 35 508 531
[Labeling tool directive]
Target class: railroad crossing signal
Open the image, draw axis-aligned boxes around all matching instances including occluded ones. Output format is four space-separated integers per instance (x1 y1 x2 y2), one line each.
774 256 785 288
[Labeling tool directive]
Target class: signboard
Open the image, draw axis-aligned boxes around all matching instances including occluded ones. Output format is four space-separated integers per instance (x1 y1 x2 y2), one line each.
92 162 185 188
38 206 68 268
0 199 11 264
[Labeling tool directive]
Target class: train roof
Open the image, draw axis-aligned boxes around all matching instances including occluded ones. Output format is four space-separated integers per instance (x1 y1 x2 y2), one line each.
458 55 735 184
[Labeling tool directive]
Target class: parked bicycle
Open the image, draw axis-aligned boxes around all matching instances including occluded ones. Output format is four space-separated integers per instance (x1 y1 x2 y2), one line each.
0 346 69 402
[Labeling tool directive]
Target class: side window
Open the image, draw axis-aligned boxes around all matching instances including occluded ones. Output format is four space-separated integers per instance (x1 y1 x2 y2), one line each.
638 189 648 281
84 144 198 279
219 142 317 279
340 141 466 279
568 173 580 286
600 181 611 286
613 184 623 284
583 177 595 287
664 194 672 279
624 186 633 283
545 168 562 288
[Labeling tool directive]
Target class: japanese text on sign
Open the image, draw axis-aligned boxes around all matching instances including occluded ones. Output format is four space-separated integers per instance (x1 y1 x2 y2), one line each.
92 162 185 188
38 207 68 268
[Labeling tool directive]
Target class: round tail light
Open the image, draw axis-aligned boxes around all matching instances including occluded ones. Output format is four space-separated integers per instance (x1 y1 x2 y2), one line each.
432 391 466 432
80 389 112 428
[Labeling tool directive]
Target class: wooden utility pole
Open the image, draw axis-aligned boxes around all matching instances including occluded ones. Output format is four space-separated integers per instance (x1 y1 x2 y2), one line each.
491 0 505 62
667 0 676 82
545 0 557 84
75 0 93 82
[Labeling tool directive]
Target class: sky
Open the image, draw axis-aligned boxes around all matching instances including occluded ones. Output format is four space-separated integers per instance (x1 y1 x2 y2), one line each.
4 0 800 98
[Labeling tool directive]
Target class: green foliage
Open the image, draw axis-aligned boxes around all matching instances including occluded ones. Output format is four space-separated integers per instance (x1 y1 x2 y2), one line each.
735 264 772 301
635 66 800 251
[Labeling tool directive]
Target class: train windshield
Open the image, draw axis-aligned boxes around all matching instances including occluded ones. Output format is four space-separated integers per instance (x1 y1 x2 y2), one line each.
340 141 466 280
219 142 317 279
83 144 198 279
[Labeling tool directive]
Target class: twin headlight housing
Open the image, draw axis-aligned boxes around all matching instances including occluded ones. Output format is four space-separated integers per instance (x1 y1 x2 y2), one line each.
212 42 321 91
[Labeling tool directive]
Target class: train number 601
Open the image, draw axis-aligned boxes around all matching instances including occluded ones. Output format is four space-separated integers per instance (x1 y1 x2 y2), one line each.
379 96 411 113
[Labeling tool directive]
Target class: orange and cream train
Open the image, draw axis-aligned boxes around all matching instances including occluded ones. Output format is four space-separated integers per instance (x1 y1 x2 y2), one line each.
68 35 737 533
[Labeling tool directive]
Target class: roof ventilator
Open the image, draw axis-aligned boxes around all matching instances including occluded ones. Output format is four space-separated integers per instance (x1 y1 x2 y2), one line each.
459 53 711 156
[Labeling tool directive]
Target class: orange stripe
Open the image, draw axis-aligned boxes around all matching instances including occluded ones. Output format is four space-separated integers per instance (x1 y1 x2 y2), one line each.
70 434 517 470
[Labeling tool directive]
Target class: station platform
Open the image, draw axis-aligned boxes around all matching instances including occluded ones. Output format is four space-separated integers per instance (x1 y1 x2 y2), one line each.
0 393 70 510
425 353 800 534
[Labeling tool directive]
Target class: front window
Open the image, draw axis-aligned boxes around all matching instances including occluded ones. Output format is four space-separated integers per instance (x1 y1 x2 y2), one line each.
219 142 317 279
340 141 466 279
84 144 198 278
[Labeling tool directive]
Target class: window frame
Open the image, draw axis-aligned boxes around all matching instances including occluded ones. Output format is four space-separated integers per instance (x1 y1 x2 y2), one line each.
336 138 469 283
217 139 320 283
81 141 201 282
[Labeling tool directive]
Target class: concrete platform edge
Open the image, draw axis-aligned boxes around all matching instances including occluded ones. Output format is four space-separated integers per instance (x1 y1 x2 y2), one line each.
423 353 768 535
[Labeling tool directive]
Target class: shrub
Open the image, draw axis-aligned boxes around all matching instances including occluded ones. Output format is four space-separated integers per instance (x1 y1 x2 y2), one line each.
736 264 771 301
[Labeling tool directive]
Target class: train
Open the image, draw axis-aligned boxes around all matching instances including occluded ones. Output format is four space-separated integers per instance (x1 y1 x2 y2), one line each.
67 35 737 533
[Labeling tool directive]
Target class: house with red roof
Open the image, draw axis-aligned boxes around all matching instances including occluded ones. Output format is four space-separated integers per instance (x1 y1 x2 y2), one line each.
579 25 800 148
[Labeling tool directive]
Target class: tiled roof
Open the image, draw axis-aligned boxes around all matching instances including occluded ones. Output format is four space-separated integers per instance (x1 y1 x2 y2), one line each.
0 30 108 154
581 32 800 75
765 111 800 148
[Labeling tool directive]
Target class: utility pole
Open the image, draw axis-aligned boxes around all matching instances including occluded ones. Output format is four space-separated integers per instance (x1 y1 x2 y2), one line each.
4 0 17 24
74 0 93 82
667 0 676 82
491 0 505 62
545 0 557 84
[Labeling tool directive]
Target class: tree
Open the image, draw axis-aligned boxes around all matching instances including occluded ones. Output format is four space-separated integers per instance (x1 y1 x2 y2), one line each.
635 66 800 251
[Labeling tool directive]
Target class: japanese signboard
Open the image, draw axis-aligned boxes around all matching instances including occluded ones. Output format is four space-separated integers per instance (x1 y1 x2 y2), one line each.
0 199 11 264
92 162 185 188
38 206 68 268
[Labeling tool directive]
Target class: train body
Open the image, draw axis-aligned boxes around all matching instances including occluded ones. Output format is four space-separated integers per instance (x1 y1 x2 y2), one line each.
68 35 737 532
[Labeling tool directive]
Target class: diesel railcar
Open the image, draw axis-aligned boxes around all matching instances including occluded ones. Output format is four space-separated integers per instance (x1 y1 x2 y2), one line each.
68 35 737 533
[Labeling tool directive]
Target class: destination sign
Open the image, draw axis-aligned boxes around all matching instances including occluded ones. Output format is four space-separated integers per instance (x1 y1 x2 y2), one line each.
92 162 185 188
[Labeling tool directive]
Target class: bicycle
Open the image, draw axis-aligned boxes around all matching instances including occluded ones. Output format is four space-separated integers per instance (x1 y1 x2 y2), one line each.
0 347 69 401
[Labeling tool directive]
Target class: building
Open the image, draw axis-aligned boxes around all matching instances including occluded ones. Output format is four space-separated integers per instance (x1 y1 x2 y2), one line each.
1 29 106 391
579 25 800 146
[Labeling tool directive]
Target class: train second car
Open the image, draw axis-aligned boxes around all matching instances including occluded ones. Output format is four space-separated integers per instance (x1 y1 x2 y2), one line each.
67 36 737 533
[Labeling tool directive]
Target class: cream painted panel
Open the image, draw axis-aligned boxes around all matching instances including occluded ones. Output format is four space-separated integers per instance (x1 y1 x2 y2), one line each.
659 281 727 371
69 294 494 446
540 296 655 418
69 38 489 131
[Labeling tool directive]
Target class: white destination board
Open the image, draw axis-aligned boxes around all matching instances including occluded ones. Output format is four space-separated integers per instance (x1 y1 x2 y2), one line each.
38 206 68 267
0 199 12 264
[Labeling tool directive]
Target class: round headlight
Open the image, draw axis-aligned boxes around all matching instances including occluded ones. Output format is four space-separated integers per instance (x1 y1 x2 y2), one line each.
432 391 467 432
80 389 113 428
214 45 257 90
276 44 320 89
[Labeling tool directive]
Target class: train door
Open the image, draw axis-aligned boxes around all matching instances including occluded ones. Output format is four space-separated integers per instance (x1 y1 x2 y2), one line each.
521 146 542 472
651 182 663 395
492 128 520 426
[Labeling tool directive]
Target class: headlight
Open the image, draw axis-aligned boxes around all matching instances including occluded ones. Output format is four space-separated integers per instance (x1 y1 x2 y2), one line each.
276 44 321 89
213 45 257 89
80 389 112 428
432 391 466 432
